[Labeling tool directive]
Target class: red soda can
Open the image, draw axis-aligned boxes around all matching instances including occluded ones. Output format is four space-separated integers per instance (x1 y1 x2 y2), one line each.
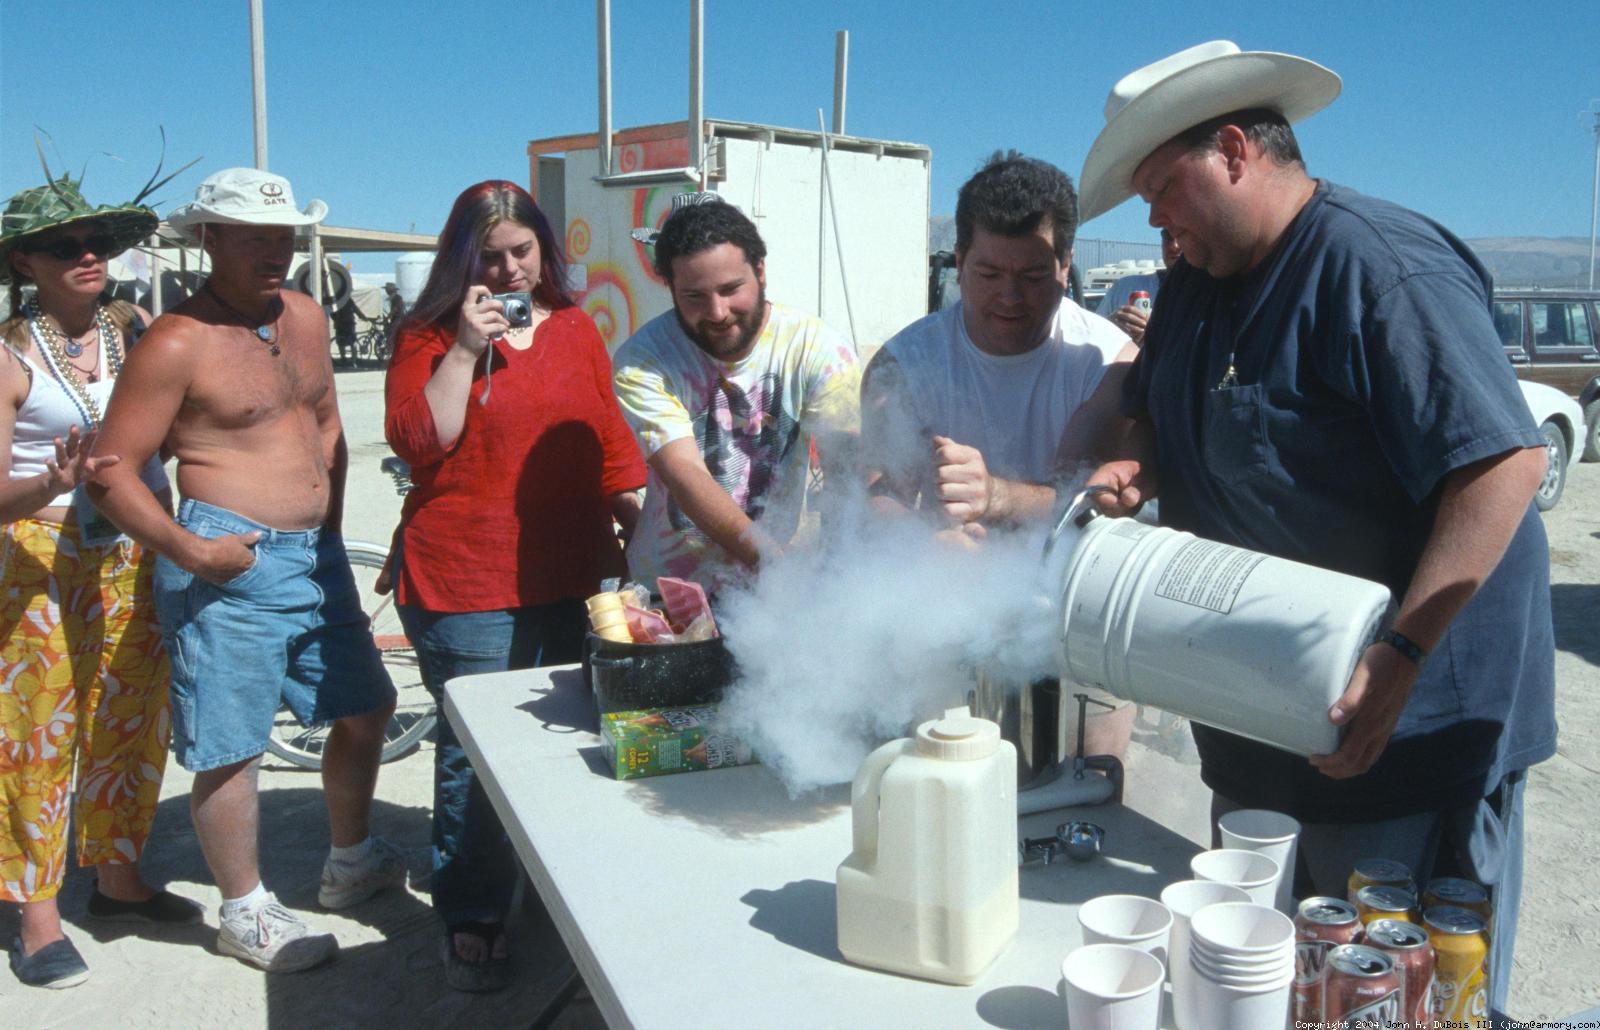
1294 897 1363 1025
1129 290 1152 313
1322 943 1403 1027
1365 918 1436 1028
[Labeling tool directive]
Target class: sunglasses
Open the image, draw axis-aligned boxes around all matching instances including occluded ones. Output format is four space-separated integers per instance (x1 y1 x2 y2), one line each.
20 233 119 262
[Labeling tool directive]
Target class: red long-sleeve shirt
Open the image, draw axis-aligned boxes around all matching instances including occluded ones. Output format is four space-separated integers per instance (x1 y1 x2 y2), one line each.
384 307 646 612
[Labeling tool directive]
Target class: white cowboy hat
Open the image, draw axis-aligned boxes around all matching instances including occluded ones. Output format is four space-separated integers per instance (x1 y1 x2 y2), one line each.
1078 41 1341 223
166 167 328 242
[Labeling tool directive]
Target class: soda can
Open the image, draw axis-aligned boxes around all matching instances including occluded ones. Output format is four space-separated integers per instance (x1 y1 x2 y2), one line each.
1355 884 1419 926
1365 918 1436 1028
1424 877 1492 926
1294 897 1363 1025
1322 943 1403 1027
1129 290 1152 314
1347 858 1416 904
1425 906 1490 1025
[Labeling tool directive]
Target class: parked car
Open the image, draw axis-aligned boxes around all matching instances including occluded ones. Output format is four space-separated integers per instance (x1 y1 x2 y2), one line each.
1519 379 1585 511
1492 288 1600 461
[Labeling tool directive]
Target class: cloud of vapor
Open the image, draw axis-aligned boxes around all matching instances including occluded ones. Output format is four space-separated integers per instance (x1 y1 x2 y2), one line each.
716 505 1062 795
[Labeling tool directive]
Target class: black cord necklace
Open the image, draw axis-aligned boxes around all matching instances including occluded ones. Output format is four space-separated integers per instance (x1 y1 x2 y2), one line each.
204 281 282 356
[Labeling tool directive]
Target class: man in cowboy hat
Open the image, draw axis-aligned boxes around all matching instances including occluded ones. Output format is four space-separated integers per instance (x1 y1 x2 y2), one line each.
612 195 859 592
87 168 409 973
1080 42 1553 1010
859 152 1137 759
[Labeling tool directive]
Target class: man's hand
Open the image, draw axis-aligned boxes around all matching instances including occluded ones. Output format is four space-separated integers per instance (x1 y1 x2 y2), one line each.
1086 459 1157 516
933 522 987 552
46 426 120 494
1108 304 1151 345
190 531 263 585
933 435 993 524
1309 643 1419 779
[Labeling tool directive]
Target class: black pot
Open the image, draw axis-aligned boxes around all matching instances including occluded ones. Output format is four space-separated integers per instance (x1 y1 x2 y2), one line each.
585 632 737 714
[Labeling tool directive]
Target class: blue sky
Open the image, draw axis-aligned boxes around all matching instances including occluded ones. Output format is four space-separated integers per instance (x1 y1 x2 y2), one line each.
4 1 1598 275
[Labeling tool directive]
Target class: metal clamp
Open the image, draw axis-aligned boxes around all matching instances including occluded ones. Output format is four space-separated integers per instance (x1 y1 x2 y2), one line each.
1019 820 1106 865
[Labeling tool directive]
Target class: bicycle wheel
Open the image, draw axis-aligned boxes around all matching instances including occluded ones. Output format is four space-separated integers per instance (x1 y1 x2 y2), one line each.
264 540 438 770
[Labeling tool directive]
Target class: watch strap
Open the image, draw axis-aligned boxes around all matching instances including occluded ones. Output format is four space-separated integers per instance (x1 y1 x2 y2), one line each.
1378 629 1428 667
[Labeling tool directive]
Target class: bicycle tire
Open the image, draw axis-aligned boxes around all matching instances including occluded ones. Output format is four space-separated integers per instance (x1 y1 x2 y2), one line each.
263 540 437 769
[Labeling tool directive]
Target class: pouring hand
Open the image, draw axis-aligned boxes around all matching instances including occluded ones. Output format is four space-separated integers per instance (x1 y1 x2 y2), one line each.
933 522 987 552
932 436 993 524
1309 644 1418 779
1086 459 1155 517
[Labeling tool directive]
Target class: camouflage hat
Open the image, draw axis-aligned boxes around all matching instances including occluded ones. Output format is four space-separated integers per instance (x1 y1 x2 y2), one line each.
1 175 159 284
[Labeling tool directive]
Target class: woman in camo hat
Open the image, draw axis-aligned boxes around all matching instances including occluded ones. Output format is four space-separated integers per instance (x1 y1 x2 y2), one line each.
1 174 202 990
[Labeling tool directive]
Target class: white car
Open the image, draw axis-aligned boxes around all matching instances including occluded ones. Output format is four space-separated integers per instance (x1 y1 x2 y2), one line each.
1520 380 1585 512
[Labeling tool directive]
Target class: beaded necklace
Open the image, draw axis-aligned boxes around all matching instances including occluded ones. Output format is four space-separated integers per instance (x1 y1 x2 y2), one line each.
24 300 123 428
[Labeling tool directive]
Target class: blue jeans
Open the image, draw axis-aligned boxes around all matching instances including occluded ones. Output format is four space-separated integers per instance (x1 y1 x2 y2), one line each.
398 600 586 926
1212 769 1526 1016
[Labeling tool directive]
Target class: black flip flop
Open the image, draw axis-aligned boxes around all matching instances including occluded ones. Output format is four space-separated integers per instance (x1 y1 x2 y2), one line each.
442 921 510 993
9 936 90 989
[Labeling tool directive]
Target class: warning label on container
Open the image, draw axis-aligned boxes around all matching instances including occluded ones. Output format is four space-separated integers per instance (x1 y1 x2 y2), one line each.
1153 539 1267 614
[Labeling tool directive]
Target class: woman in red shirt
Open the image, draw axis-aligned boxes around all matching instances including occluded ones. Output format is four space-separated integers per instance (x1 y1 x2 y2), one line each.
385 180 644 992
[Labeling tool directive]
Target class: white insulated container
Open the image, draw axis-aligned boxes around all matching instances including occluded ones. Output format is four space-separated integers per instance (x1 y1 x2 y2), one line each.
1046 497 1393 756
835 716 1018 985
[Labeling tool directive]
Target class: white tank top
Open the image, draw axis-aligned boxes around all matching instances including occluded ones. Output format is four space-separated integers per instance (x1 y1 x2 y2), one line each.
7 344 169 507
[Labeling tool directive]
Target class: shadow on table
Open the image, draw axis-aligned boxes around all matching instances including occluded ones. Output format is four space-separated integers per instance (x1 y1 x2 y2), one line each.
515 668 600 735
740 878 841 962
1018 802 1199 905
976 984 1061 1029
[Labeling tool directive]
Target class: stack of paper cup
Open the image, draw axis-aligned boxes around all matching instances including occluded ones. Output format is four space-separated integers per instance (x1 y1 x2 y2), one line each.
1159 880 1251 1030
1186 902 1295 1028
585 591 632 643
1217 809 1301 914
1077 894 1173 967
1189 849 1280 908
1061 944 1165 1030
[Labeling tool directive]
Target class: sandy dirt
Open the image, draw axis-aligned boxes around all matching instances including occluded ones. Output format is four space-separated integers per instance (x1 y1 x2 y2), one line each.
2 369 1595 1025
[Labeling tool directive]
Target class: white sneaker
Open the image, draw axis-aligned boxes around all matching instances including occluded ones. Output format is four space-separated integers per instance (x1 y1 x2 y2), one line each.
217 895 338 973
318 837 413 909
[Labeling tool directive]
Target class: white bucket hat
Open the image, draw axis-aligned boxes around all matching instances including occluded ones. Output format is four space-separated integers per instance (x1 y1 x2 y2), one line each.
1077 41 1341 223
166 167 328 242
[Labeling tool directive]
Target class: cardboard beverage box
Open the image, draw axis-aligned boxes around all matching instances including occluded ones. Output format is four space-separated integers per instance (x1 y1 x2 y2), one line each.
600 705 755 780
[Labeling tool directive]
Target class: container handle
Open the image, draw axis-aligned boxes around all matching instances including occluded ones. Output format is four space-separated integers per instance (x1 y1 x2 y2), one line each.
850 738 913 860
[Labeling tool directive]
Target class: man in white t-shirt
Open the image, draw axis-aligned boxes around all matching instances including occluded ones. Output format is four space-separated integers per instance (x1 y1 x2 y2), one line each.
861 153 1137 757
613 198 859 593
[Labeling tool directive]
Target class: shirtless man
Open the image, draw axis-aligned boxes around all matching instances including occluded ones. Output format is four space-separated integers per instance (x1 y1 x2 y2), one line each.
88 169 407 973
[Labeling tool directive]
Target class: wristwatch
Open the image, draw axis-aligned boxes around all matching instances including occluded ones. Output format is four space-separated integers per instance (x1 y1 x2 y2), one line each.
1377 629 1428 668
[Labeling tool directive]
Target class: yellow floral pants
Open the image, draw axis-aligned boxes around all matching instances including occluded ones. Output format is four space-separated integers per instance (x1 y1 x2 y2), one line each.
1 518 171 902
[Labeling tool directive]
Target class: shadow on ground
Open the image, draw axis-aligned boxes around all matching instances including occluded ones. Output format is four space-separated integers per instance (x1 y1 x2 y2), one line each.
1552 583 1600 667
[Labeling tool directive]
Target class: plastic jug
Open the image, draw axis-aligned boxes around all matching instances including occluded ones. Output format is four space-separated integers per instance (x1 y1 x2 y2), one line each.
1044 493 1394 756
835 715 1018 985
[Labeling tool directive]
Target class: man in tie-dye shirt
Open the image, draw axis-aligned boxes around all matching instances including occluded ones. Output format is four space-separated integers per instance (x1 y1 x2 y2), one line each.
612 199 859 594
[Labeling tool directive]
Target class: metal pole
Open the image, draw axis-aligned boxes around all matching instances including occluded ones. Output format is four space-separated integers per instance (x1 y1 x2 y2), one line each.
832 31 848 136
597 0 612 177
249 0 268 169
688 0 704 178
817 111 858 346
1589 109 1599 290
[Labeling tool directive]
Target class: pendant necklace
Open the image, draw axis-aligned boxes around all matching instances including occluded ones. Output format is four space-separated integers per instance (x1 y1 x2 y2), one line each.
26 302 124 427
204 281 282 356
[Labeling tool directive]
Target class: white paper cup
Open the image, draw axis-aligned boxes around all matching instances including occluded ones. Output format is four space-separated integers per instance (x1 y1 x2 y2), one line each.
1077 894 1173 968
1218 809 1301 915
1159 880 1252 1030
1188 964 1293 1029
1188 902 1296 960
1189 849 1281 908
1061 944 1164 1030
1188 946 1293 985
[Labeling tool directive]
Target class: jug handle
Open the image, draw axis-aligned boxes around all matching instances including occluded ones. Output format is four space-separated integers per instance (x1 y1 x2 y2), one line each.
851 739 915 857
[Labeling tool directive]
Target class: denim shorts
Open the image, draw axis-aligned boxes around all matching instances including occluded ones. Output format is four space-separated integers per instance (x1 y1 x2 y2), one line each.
154 499 396 771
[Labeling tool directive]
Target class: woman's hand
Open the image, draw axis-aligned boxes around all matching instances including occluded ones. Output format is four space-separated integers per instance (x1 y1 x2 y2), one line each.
47 426 121 494
453 285 510 357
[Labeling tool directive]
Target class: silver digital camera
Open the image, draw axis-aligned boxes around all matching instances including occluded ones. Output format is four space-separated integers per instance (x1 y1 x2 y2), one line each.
489 291 534 328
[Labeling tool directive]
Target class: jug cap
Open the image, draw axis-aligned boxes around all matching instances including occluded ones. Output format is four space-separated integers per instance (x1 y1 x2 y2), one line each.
915 716 1000 761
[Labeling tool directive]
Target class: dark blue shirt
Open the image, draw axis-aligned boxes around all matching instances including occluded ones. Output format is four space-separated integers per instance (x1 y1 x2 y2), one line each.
1124 181 1556 822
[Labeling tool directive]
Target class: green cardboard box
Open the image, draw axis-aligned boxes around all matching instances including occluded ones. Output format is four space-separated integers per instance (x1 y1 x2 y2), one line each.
600 705 755 780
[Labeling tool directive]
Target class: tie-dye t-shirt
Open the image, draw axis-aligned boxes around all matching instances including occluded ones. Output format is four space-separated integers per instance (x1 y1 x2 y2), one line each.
612 302 859 592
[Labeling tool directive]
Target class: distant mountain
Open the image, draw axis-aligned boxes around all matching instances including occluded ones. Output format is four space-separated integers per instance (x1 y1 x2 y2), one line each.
928 220 1596 291
1467 237 1596 290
